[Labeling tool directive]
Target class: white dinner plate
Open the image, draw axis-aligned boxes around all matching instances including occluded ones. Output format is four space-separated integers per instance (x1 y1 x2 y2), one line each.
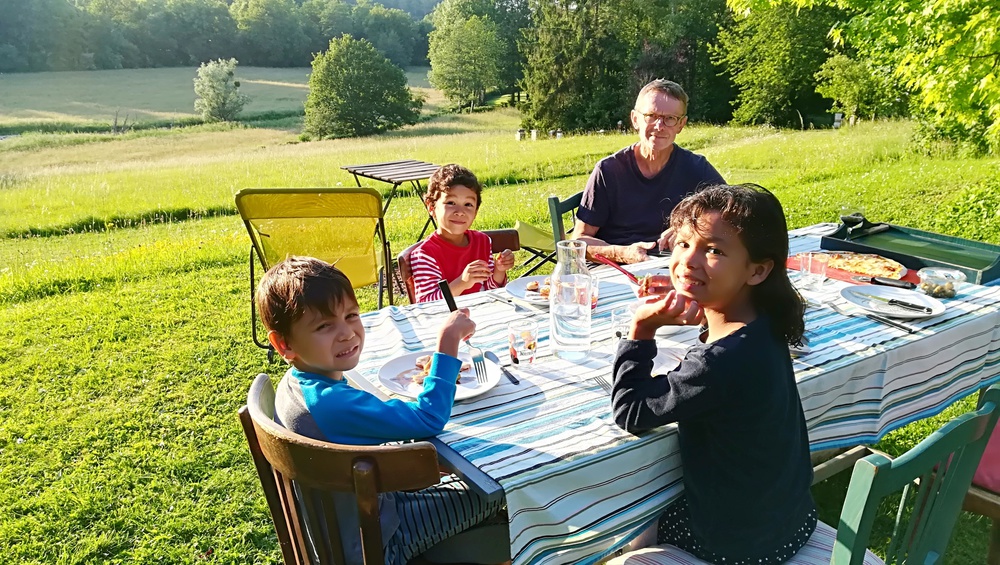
506 275 550 305
377 351 502 401
840 286 945 319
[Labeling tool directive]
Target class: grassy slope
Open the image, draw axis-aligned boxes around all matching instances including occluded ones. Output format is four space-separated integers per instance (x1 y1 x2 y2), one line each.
1 107 999 563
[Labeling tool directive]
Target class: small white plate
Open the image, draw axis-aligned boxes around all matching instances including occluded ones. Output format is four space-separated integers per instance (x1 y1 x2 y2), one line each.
377 351 501 401
506 275 550 305
840 286 945 319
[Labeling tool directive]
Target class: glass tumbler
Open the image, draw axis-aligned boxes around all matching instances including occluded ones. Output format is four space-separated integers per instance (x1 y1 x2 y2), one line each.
508 319 539 365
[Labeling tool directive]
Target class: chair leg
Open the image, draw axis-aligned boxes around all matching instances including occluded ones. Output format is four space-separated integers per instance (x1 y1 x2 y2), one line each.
990 518 1000 565
522 252 555 276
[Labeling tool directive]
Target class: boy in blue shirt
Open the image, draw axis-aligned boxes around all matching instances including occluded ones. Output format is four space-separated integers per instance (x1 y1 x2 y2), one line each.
256 256 506 565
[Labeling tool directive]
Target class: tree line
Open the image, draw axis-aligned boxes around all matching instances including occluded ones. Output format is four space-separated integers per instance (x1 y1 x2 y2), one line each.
0 0 430 71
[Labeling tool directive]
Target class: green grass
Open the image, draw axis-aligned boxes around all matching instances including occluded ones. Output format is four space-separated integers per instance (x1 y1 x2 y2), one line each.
1 101 999 563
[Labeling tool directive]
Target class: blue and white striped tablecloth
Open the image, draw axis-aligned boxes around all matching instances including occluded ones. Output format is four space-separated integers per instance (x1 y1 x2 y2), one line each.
354 223 1000 565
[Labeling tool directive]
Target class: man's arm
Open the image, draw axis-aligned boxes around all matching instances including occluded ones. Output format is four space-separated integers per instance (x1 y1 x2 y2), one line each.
570 219 654 265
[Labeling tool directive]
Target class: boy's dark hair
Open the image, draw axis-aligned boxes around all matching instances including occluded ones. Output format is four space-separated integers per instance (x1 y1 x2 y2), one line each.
424 164 482 207
670 184 805 346
256 256 357 339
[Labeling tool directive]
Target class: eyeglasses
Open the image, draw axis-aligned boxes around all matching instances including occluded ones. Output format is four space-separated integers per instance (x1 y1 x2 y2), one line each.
636 112 686 127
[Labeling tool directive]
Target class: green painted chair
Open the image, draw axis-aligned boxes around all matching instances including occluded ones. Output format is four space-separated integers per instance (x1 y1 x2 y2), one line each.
516 192 583 276
607 383 1000 565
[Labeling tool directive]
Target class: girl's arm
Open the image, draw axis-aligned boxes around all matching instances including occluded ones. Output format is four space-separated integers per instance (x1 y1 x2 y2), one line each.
611 340 725 434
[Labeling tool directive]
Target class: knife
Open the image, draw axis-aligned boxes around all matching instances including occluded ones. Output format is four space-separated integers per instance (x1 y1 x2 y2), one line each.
852 292 933 314
850 276 916 290
484 351 519 385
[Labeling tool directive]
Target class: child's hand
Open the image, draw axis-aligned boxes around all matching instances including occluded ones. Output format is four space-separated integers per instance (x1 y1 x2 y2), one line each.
494 249 515 273
437 308 476 358
458 260 491 287
631 291 703 340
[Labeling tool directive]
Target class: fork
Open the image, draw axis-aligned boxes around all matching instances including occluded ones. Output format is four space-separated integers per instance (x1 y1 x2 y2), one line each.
820 297 918 334
437 280 488 383
594 375 613 394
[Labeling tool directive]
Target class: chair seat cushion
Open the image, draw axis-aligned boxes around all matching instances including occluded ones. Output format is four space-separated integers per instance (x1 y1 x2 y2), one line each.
973 425 1000 493
604 520 885 565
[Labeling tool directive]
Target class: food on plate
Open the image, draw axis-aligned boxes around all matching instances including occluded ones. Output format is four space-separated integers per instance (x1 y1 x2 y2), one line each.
539 284 551 298
817 252 906 279
411 355 469 384
525 280 539 291
919 280 956 298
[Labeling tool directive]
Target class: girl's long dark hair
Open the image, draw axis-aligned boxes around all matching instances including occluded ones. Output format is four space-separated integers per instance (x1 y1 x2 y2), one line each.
670 184 805 346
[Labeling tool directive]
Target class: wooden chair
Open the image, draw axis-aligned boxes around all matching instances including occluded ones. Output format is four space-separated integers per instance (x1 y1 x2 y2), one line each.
963 420 1000 565
606 384 1000 565
396 229 520 304
239 373 441 564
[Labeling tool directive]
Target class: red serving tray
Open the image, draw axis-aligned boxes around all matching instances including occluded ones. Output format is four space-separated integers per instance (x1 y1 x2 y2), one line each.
786 254 920 285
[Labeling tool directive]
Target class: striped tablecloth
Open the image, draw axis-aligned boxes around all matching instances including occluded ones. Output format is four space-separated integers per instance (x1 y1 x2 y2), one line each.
354 223 1000 565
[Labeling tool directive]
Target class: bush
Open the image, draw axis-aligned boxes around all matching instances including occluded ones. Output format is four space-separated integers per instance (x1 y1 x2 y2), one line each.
931 180 1000 244
193 58 250 122
304 35 421 139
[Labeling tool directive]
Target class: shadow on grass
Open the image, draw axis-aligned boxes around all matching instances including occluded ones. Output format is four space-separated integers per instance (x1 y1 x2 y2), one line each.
3 205 238 239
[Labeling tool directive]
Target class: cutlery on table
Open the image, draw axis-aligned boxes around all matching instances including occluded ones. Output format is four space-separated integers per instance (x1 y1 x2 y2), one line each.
850 292 933 314
826 300 918 334
484 351 519 385
850 276 916 290
438 280 488 384
592 254 640 285
594 375 613 394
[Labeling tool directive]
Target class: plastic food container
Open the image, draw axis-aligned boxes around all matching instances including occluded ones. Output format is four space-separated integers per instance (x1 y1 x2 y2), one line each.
917 268 966 298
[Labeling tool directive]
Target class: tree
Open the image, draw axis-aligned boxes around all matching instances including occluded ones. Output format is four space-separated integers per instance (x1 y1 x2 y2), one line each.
230 0 310 66
304 35 422 138
193 58 250 122
520 0 632 131
814 53 905 124
712 4 842 127
351 1 421 67
729 0 1000 154
429 15 504 108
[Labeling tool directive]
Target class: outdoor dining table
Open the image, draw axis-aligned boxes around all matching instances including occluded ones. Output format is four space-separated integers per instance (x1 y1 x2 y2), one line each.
341 159 440 240
346 223 1000 565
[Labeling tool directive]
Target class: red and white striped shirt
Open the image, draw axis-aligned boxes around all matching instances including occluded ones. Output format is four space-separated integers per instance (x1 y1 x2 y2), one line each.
410 230 505 303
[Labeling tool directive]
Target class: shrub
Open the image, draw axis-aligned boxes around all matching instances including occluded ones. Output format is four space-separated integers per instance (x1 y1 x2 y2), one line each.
193 58 250 122
932 180 1000 244
304 35 421 139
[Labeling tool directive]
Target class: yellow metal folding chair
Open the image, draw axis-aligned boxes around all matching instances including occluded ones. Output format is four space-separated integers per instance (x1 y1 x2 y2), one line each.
235 187 394 354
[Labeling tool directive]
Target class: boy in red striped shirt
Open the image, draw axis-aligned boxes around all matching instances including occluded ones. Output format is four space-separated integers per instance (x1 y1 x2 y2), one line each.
410 164 515 303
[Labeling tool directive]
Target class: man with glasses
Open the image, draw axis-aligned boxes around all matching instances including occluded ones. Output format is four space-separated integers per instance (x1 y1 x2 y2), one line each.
571 79 724 264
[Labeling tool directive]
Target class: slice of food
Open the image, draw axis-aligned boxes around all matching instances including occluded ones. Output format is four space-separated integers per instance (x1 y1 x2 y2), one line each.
525 280 540 291
539 284 551 299
637 275 653 298
823 252 906 279
411 355 467 384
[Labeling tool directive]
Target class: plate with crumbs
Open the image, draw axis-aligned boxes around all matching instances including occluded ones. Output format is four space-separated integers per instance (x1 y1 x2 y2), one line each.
377 351 501 401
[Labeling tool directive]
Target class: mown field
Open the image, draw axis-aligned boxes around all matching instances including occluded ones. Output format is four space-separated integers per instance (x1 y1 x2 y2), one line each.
2 68 1000 564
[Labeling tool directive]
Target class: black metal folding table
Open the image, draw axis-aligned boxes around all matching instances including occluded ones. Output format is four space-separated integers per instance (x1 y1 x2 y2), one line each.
342 159 441 239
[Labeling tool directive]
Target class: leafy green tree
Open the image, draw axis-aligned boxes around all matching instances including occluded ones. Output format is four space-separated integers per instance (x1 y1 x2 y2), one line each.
230 0 310 66
351 0 421 66
713 4 842 126
729 0 1000 153
304 35 422 138
814 53 905 124
429 15 504 108
301 0 356 55
521 0 631 131
193 58 250 122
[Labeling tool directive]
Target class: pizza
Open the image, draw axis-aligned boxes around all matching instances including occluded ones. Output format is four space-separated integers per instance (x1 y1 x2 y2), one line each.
822 252 906 279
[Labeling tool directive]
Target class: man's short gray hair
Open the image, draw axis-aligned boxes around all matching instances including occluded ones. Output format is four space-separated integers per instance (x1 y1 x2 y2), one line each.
636 79 688 114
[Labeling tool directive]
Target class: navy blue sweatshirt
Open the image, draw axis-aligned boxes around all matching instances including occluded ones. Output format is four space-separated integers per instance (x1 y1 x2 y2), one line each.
612 316 815 559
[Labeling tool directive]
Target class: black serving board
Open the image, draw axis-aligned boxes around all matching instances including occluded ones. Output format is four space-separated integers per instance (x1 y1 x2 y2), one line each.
820 219 1000 285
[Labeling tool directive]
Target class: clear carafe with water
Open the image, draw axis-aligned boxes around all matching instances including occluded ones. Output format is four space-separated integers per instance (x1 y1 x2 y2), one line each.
549 240 593 361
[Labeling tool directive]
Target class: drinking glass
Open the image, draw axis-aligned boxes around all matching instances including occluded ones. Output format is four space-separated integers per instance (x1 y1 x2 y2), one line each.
839 204 866 226
610 306 633 342
799 252 828 291
508 320 539 365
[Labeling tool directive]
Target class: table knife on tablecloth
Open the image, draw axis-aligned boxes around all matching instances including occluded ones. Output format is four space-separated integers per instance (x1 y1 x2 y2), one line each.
852 292 933 314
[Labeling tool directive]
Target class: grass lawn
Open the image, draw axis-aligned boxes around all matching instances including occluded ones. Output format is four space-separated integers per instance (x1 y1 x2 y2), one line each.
1 89 999 563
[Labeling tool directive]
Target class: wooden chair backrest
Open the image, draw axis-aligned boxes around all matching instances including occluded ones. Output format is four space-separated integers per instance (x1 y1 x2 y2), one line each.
239 374 440 564
834 384 1000 564
396 229 521 304
548 192 583 244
